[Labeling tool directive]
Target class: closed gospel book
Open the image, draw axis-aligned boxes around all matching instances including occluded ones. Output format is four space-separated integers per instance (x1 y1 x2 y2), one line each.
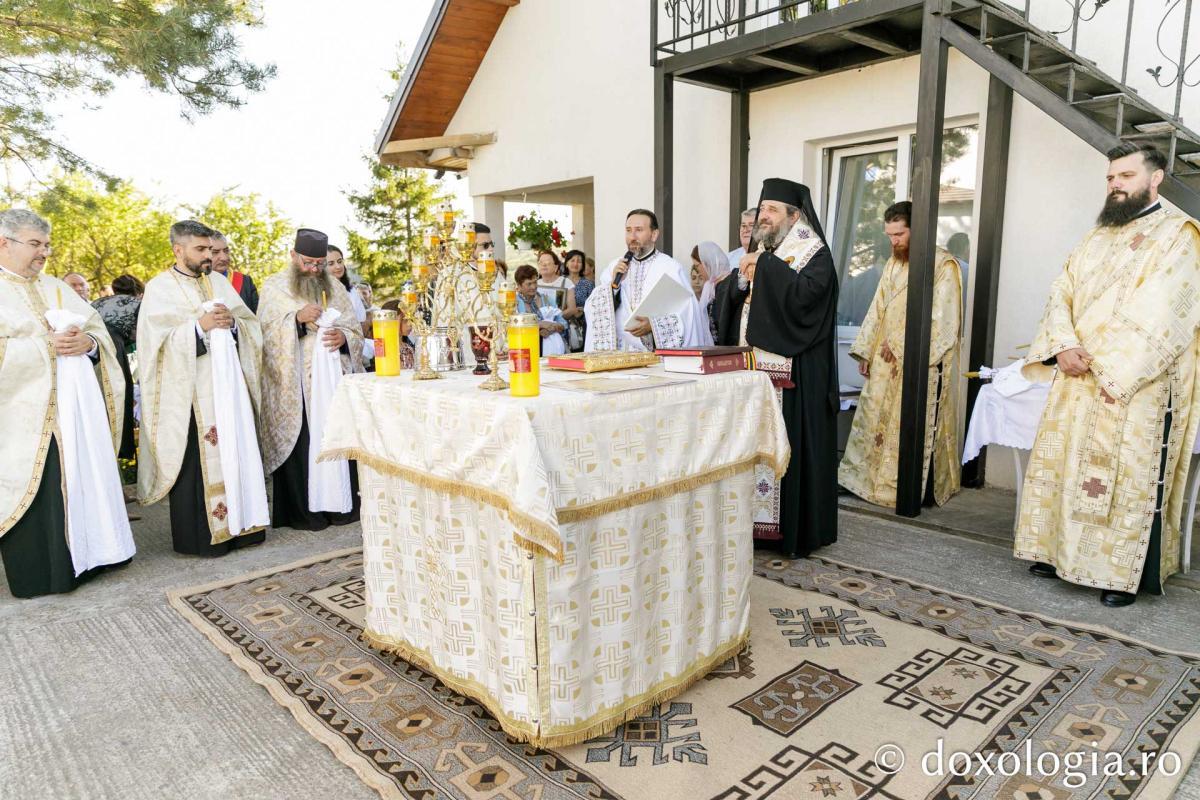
545 351 661 372
654 345 752 357
660 349 751 375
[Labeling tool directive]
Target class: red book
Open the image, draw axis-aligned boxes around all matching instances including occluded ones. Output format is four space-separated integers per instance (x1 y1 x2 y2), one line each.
661 351 750 375
654 345 752 357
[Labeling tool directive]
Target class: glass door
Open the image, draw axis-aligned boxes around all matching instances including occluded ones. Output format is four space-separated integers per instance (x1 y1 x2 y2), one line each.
826 144 899 390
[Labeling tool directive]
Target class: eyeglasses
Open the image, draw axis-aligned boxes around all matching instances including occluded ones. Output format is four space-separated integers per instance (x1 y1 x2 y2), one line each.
299 258 327 269
4 236 52 253
478 242 496 251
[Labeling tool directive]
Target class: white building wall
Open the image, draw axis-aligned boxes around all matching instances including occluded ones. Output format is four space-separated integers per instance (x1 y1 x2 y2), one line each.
446 0 730 269
444 3 1180 489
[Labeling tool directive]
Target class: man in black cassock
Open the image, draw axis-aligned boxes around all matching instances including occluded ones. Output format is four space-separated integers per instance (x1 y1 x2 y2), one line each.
712 178 839 558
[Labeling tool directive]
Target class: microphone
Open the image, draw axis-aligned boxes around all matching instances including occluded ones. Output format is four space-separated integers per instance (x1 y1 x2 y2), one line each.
613 250 634 288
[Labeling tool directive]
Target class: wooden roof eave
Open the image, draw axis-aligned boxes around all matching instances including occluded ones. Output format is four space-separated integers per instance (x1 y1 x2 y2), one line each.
374 0 450 156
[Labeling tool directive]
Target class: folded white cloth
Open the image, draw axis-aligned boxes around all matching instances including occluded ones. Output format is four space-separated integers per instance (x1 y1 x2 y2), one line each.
201 301 270 536
308 308 352 513
981 360 1036 398
44 309 136 575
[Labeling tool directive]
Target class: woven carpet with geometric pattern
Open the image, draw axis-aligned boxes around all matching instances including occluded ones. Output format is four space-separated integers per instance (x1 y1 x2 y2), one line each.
169 548 1200 799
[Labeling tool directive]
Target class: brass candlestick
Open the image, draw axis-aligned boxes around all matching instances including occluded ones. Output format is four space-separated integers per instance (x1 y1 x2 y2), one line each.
471 263 515 391
399 269 440 381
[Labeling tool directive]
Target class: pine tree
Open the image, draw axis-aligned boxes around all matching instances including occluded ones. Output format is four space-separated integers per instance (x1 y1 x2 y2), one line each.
1 1 273 179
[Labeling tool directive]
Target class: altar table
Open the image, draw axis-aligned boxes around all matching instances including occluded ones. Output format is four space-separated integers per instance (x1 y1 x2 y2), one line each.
319 366 790 746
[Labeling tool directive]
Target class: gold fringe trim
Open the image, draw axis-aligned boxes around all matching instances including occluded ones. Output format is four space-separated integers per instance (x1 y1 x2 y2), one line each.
557 453 785 523
364 626 750 749
321 448 788 563
362 628 539 740
321 448 564 562
536 629 751 748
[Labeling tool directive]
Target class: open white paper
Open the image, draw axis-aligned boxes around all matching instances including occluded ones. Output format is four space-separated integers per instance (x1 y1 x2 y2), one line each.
623 272 693 331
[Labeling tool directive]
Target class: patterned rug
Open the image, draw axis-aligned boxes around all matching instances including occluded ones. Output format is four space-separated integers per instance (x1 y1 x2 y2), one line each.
169 549 1200 799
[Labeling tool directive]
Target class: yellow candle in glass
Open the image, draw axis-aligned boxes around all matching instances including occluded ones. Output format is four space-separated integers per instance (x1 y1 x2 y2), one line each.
507 314 540 397
372 310 402 376
427 233 440 249
441 209 455 227
401 287 418 307
499 286 516 310
413 264 429 282
463 228 477 246
478 257 496 276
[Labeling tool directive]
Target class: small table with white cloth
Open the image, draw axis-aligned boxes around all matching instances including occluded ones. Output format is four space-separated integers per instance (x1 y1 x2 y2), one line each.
318 365 790 746
963 361 1196 572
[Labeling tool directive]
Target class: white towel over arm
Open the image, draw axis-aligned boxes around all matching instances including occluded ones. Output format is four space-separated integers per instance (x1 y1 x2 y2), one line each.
44 308 136 575
308 308 352 513
201 300 270 536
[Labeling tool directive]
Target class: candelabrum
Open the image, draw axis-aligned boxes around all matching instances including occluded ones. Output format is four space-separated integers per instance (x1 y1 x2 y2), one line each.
400 205 518 388
398 268 441 381
471 267 518 391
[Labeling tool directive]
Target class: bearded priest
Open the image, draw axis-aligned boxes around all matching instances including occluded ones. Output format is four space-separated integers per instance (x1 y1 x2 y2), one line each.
712 179 839 558
839 201 963 509
138 220 270 556
584 208 708 351
1 209 135 597
1016 143 1200 607
259 228 364 531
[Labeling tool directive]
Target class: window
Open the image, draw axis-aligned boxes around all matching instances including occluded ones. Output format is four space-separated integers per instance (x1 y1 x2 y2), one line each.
825 124 979 388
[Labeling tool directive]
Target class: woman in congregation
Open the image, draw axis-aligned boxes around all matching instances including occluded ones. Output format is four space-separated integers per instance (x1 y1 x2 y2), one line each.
691 241 728 346
561 249 592 352
327 244 373 367
536 250 577 318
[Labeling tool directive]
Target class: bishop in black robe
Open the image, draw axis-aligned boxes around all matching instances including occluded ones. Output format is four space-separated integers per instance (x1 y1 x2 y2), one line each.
712 178 839 558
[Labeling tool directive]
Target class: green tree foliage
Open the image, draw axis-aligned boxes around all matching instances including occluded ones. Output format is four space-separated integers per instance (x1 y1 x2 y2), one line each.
30 172 173 288
20 173 296 291
344 157 446 297
0 1 274 177
191 191 293 280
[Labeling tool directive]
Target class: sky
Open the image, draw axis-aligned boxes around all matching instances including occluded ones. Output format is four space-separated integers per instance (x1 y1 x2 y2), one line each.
40 0 479 246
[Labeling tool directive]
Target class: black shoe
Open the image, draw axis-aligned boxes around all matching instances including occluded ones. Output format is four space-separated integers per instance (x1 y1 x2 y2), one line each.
1028 563 1058 578
1100 590 1137 607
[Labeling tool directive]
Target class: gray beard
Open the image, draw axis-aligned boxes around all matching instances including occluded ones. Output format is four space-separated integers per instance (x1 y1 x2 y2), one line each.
289 269 334 304
752 220 793 251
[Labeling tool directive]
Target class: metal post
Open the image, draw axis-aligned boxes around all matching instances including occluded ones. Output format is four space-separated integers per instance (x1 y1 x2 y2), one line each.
962 76 1012 487
896 0 949 517
1175 0 1193 119
1120 0 1135 85
729 89 751 248
651 0 660 65
654 64 675 254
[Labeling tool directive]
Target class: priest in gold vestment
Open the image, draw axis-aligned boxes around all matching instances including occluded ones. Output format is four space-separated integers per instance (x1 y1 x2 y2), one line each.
840 201 962 508
1016 144 1200 607
259 228 364 531
138 220 269 556
0 209 131 597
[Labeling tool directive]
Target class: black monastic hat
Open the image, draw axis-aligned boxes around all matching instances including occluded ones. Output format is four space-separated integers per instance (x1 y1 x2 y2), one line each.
294 228 328 259
755 178 827 244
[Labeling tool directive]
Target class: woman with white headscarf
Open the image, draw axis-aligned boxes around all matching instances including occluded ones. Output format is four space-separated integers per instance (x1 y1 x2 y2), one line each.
689 241 728 346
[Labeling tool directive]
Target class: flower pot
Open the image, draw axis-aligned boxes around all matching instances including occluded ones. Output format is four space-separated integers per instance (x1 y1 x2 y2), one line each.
516 239 533 251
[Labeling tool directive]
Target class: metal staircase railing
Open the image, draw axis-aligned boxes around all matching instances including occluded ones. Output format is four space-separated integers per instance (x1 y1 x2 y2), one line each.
942 0 1200 219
